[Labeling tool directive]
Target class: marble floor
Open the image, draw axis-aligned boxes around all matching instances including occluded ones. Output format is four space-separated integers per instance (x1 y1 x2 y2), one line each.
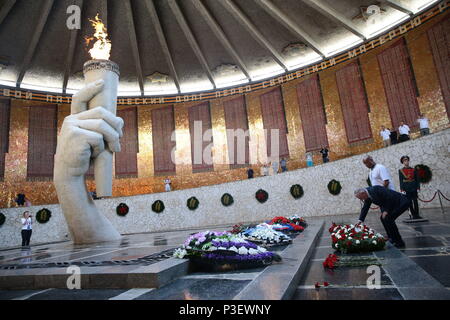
0 207 449 300
294 207 450 300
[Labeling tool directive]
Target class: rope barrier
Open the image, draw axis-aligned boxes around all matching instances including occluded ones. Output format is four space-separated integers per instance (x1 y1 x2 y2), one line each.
438 190 450 202
418 191 438 203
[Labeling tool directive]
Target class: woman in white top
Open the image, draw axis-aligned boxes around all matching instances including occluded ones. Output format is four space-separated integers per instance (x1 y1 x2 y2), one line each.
21 211 32 247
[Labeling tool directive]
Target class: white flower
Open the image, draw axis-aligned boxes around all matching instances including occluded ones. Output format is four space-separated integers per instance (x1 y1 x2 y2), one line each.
218 247 227 251
258 247 267 253
208 246 217 251
173 248 187 259
355 240 360 245
228 246 238 253
238 247 248 255
372 240 377 245
248 248 259 255
335 243 339 248
348 237 352 240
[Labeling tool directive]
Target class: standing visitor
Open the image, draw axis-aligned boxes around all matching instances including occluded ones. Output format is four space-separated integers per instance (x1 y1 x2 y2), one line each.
399 156 423 220
247 167 254 179
261 164 269 176
164 178 172 192
280 158 288 172
417 113 430 136
319 147 329 163
389 127 398 145
21 211 32 247
271 160 279 175
398 121 410 142
15 193 26 207
363 155 395 190
380 126 391 147
306 153 313 167
354 187 409 248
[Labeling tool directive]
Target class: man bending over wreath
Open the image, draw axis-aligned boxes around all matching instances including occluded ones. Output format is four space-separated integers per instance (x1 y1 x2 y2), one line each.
354 186 410 248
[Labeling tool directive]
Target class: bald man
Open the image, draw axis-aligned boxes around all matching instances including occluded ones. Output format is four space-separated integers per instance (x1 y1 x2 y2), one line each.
355 186 410 248
363 155 395 190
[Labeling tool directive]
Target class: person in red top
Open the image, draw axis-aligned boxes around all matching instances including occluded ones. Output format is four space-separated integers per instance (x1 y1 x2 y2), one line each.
399 156 422 220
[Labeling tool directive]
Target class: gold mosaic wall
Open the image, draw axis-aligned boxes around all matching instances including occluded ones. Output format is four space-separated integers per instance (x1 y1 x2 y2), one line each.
1 13 449 207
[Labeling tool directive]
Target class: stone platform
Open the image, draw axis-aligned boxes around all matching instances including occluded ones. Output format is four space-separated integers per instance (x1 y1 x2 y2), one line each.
0 221 324 298
1 208 449 300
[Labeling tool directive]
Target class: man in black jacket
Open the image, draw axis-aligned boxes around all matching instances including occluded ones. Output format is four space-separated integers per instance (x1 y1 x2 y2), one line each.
355 186 410 248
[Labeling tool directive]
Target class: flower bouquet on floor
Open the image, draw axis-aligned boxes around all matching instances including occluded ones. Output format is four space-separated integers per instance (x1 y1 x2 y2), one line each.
329 223 386 253
173 231 281 272
241 223 292 247
267 216 307 233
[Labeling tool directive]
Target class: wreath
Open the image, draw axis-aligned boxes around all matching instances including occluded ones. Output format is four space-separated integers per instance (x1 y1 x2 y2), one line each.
152 200 165 214
0 212 5 226
36 208 52 224
415 164 432 184
328 180 342 196
290 184 304 199
187 197 199 211
116 203 129 216
221 193 234 207
255 189 269 203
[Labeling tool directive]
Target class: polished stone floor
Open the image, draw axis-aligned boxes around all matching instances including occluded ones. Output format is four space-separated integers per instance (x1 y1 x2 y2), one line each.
294 207 450 300
0 207 449 300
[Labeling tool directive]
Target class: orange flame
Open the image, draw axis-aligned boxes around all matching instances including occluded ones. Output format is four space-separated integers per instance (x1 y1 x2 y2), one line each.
86 14 111 60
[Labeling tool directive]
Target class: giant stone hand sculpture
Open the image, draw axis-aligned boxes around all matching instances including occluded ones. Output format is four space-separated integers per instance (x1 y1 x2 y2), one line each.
54 80 123 244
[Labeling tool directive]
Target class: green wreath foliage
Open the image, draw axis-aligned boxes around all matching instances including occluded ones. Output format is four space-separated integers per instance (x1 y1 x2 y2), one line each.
221 193 234 207
328 180 342 196
290 184 304 199
36 208 52 223
152 200 165 213
187 197 199 210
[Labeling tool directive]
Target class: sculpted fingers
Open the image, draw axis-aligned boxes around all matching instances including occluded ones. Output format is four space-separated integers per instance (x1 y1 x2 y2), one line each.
75 119 121 152
73 106 124 138
71 80 105 114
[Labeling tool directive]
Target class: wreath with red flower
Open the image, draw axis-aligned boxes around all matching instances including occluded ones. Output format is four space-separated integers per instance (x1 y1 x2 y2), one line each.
255 189 269 203
116 203 129 216
414 164 432 184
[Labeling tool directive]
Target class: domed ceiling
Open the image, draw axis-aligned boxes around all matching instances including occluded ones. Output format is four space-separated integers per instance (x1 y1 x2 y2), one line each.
0 0 441 96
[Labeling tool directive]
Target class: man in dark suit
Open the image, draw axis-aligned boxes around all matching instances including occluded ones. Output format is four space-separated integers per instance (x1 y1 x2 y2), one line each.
354 186 410 248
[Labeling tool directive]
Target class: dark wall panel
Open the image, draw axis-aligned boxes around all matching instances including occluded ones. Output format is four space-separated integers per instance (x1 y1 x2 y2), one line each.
223 96 249 167
188 102 214 172
377 39 420 128
260 88 289 158
27 105 57 179
336 61 372 143
115 107 138 177
428 18 450 118
152 105 176 174
0 99 10 179
296 75 329 152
